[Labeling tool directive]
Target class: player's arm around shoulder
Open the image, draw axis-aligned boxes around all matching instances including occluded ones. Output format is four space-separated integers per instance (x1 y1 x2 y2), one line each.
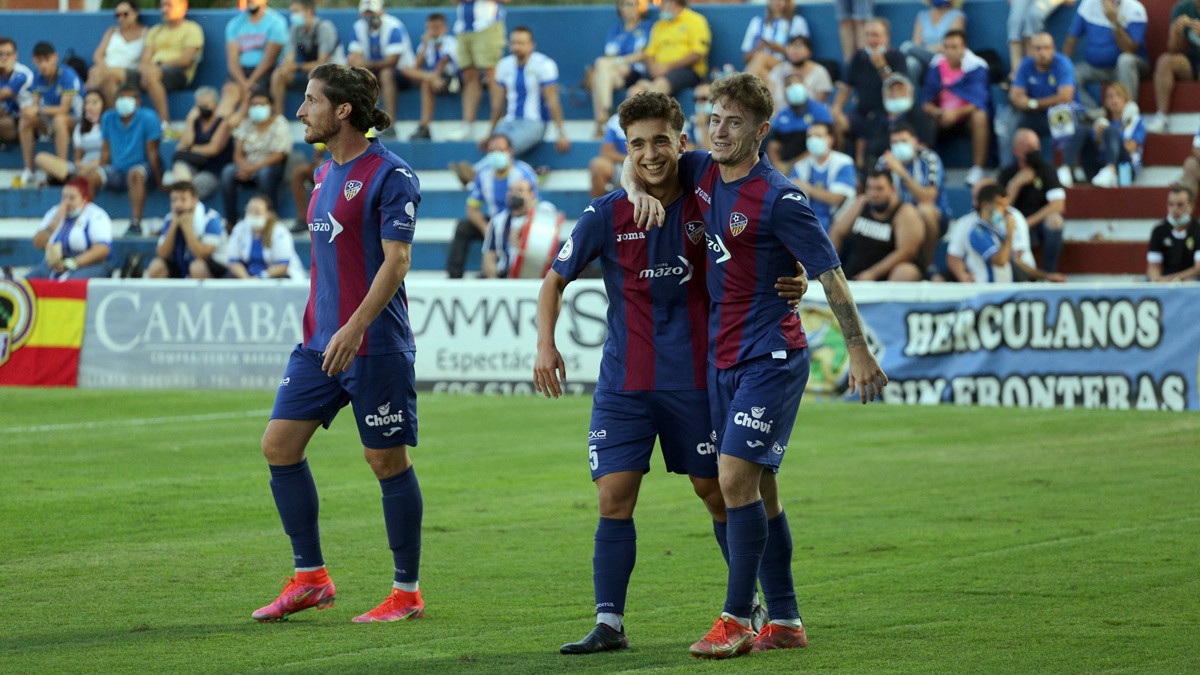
814 266 888 404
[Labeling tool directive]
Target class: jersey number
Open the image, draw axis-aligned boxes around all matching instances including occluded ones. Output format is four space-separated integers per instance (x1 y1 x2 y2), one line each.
588 444 599 471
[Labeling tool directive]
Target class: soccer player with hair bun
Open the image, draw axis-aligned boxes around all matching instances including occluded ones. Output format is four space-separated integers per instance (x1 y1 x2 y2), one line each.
251 63 427 625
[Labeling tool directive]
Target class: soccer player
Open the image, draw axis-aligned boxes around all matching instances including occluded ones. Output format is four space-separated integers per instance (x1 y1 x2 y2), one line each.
536 91 808 656
251 63 425 624
624 73 888 659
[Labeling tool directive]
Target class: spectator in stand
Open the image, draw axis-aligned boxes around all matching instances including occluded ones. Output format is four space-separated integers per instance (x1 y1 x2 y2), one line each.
225 0 288 96
920 30 990 186
834 0 874 65
1061 82 1144 187
740 0 810 81
140 0 205 126
482 178 558 279
221 91 290 228
766 35 833 112
1008 0 1077 82
1147 185 1200 281
27 177 113 280
626 0 711 97
168 84 238 200
832 18 907 160
349 0 426 135
900 0 966 85
35 90 105 184
789 122 857 232
447 134 539 279
876 122 950 265
829 168 925 281
685 81 711 150
589 113 627 198
270 0 343 118
1010 33 1078 140
482 27 570 157
946 177 1064 282
765 71 833 173
85 1 146 108
589 0 653 139
410 13 461 141
18 42 82 187
1062 0 1148 114
85 82 161 237
1179 122 1200 197
0 38 33 145
227 195 300 280
453 0 506 141
864 74 935 172
147 181 228 279
1146 1 1200 133
946 183 1018 283
998 128 1066 274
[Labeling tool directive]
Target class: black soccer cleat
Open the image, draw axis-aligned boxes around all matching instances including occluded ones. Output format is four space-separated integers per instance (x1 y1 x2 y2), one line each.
560 623 629 655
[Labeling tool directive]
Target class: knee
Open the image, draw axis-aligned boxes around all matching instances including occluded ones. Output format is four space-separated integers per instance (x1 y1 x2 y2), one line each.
588 155 612 175
1155 54 1174 75
189 258 211 278
261 427 302 464
362 448 410 480
691 478 726 519
971 109 989 127
146 258 167 278
141 67 161 86
1184 156 1200 173
128 170 145 188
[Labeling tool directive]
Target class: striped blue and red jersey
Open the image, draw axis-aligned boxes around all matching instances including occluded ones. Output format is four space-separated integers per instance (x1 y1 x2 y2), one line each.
304 138 420 355
681 152 840 369
551 189 709 391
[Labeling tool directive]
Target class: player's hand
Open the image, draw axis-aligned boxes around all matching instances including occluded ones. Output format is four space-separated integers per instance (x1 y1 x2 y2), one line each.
775 261 808 306
533 345 567 399
321 324 365 376
847 347 887 404
631 193 665 229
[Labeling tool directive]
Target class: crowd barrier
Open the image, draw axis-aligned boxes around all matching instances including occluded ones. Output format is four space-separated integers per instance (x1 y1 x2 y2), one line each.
2 278 1197 411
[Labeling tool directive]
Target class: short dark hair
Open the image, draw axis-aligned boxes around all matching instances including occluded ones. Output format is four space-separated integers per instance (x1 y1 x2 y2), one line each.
866 168 893 185
977 183 1005 207
944 29 967 44
807 121 832 135
1169 184 1195 203
32 41 55 58
170 181 198 197
787 35 811 50
310 63 392 133
617 91 686 136
0 38 15 52
889 122 917 138
709 72 774 125
488 133 512 150
428 12 446 22
511 25 534 40
249 90 274 104
291 0 316 10
117 82 139 96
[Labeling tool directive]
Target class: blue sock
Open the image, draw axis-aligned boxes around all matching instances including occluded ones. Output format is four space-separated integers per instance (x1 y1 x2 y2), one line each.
593 517 637 617
759 511 800 621
723 500 768 619
380 466 423 585
713 519 730 565
268 460 323 569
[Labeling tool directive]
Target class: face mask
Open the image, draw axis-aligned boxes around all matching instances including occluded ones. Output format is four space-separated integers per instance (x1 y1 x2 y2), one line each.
290 11 306 28
1023 149 1043 167
659 10 675 21
246 215 267 231
884 97 913 115
248 105 271 123
930 0 950 7
115 96 137 117
506 195 526 211
368 15 382 30
68 206 83 219
486 150 510 171
890 141 915 163
247 5 260 14
805 135 828 157
1167 213 1190 227
785 83 808 107
198 107 214 120
990 208 1006 229
789 56 808 67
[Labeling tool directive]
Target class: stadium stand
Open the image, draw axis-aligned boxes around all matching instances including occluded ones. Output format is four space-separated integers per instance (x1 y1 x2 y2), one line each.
0 2 1193 278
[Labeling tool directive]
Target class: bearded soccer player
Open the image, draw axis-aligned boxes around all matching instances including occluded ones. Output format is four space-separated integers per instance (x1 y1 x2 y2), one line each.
536 92 809 655
624 73 888 659
251 63 426 624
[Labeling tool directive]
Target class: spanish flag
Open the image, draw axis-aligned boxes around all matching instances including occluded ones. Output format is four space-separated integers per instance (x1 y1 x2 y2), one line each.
0 279 88 387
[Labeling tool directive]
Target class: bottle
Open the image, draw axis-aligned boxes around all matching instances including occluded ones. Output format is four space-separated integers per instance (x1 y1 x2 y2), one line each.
1118 162 1132 186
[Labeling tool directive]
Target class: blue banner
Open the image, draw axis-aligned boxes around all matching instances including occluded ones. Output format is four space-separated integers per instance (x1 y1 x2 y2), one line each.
802 286 1200 411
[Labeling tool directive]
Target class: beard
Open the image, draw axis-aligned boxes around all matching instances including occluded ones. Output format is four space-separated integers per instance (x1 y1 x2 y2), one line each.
304 117 340 145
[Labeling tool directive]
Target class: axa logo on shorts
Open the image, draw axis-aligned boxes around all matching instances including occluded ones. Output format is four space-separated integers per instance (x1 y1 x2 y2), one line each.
589 429 607 440
706 233 732 264
734 407 773 433
639 255 693 284
279 376 290 387
365 402 404 427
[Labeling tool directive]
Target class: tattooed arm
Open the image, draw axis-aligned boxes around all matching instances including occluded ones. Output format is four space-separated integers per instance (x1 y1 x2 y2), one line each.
817 266 889 403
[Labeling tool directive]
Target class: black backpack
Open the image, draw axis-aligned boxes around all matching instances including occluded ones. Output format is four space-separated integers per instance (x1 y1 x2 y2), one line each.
63 49 89 85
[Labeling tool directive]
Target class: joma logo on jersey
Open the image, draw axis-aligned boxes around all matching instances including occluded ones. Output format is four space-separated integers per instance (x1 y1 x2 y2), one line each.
684 220 704 244
706 233 732 264
734 410 773 433
344 180 363 201
694 186 711 204
729 212 749 236
616 231 646 242
638 255 693 284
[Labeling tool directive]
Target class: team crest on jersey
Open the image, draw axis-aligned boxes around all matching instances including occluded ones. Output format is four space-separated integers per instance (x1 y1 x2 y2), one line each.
0 279 35 369
557 236 574 261
729 212 749 236
684 220 705 244
344 180 363 201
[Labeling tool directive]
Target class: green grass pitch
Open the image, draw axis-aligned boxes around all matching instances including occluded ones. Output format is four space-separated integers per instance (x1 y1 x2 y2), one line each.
3 389 1199 673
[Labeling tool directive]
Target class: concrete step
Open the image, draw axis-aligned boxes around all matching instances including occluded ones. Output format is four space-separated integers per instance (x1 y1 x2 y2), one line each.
1056 241 1145 276
1138 81 1200 116
1143 133 1195 167
1063 185 1179 219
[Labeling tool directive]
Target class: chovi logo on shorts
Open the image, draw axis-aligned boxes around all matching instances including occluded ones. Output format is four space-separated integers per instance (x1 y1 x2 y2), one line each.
734 407 773 433
365 402 404 427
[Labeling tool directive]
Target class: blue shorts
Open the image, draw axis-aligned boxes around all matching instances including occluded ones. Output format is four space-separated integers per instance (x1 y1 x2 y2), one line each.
100 163 153 192
587 389 717 481
834 0 874 21
270 345 419 450
708 348 809 473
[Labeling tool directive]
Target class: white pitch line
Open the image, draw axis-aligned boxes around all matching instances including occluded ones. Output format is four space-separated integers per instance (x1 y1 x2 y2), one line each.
10 409 272 434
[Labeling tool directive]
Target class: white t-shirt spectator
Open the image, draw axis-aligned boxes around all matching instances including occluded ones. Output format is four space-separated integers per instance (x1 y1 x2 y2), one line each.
947 206 1035 274
39 202 112 257
349 14 417 69
227 219 302 278
741 15 809 60
454 0 504 35
232 115 292 167
494 52 559 122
